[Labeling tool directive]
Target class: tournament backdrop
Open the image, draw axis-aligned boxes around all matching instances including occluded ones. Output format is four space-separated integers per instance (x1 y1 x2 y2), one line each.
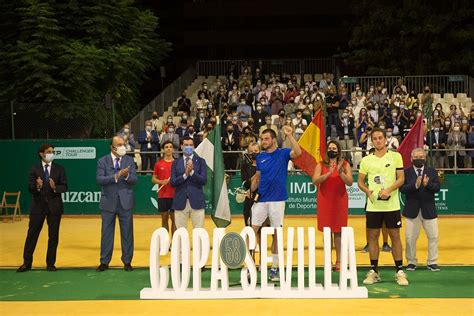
2 140 472 215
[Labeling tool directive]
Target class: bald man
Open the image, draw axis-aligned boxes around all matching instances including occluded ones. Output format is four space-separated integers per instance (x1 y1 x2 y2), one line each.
96 136 138 272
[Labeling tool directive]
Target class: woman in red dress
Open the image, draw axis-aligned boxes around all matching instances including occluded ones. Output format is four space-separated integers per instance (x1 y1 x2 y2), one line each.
312 140 353 271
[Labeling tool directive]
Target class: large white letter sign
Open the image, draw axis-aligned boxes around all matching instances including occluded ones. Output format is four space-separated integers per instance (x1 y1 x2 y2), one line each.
149 228 169 291
140 227 368 299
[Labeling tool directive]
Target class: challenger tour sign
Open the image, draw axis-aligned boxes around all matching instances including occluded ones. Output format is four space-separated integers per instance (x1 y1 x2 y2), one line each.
140 227 368 299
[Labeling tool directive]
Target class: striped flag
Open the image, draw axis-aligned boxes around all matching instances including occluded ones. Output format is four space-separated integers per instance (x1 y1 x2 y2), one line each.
194 125 231 227
293 109 326 177
398 115 425 168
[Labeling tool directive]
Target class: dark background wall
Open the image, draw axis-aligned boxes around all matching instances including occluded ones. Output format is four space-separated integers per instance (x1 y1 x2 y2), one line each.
140 0 353 103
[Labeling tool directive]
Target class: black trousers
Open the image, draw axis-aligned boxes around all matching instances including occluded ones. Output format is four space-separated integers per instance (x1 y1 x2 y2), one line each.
141 153 156 170
23 212 62 266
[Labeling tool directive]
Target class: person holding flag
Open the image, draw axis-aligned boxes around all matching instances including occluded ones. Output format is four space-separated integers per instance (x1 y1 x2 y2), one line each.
250 125 301 282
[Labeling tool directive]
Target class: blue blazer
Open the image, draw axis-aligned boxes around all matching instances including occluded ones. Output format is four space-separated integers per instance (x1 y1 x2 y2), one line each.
400 166 440 219
170 155 207 210
137 130 160 152
96 154 138 212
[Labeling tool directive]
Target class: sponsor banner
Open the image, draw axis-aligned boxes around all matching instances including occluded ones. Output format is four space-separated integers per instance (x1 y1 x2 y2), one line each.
1 140 473 215
54 147 96 159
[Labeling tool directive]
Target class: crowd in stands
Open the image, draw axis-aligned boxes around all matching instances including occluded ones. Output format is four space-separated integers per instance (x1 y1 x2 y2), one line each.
118 63 474 172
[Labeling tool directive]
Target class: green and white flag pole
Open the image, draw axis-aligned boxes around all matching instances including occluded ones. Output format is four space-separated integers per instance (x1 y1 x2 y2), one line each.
194 125 231 227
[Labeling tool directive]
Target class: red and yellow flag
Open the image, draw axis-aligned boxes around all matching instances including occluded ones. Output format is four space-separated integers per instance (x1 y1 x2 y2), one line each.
293 109 326 177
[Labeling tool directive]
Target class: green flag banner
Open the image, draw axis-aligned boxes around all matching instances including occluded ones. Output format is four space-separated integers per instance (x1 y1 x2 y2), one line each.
194 127 232 227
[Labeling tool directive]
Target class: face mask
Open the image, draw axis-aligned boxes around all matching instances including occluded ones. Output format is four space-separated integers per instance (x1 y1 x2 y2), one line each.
167 119 172 123
327 150 338 159
445 121 451 126
183 145 193 156
392 112 398 117
257 106 262 111
199 113 205 118
412 159 425 168
316 96 321 101
379 125 385 129
168 128 174 133
233 116 238 121
182 115 188 120
434 128 439 132
342 113 348 118
146 126 152 132
116 145 127 157
434 112 439 116
250 153 258 160
386 131 392 137
123 128 130 133
44 153 55 163
453 126 460 132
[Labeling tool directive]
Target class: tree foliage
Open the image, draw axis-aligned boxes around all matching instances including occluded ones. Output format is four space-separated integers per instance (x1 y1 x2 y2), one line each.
342 0 474 75
0 0 170 138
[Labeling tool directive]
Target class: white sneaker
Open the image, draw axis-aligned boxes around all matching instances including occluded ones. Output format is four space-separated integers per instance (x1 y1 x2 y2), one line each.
363 269 381 285
395 270 409 286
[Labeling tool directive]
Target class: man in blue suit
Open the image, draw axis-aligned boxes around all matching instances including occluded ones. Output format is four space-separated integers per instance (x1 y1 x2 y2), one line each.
170 136 207 229
96 136 138 272
400 148 441 272
138 120 160 170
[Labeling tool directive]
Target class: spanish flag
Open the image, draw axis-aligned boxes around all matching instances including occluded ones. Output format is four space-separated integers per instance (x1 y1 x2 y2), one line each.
293 109 326 177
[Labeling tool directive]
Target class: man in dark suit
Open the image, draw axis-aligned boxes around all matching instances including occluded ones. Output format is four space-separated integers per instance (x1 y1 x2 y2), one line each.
426 120 447 168
17 144 68 272
170 136 207 229
96 136 138 272
138 120 160 170
400 148 441 272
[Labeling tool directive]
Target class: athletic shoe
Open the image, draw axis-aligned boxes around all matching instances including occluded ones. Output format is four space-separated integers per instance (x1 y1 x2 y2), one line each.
406 264 417 271
395 270 409 286
427 264 440 272
269 267 280 282
361 244 369 253
363 269 381 285
382 243 392 252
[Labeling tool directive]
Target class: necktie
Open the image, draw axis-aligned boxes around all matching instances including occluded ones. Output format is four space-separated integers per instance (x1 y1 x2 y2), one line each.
185 157 190 168
416 169 422 177
44 164 50 183
114 158 120 174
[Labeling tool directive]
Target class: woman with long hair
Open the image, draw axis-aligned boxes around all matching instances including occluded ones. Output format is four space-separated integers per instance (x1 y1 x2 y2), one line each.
312 140 353 271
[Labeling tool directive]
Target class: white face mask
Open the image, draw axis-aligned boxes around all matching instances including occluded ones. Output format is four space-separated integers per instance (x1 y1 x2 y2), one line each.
44 153 55 163
123 128 130 134
116 145 127 157
386 132 392 137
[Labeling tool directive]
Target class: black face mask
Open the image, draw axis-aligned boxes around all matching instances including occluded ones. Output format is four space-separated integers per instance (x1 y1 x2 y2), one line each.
413 159 425 168
327 150 338 159
250 153 258 161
